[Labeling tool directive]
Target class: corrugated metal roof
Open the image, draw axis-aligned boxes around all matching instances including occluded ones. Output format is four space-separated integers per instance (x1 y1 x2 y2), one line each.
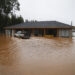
5 21 72 29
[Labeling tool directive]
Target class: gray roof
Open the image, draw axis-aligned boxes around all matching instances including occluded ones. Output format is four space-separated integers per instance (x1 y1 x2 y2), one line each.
5 21 72 29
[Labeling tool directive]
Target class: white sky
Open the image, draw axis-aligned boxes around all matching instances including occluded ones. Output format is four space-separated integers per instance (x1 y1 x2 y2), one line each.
17 0 75 25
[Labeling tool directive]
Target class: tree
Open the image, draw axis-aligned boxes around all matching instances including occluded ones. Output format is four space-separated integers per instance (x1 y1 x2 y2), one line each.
25 19 29 23
0 0 24 33
16 16 24 24
11 15 24 25
0 0 20 15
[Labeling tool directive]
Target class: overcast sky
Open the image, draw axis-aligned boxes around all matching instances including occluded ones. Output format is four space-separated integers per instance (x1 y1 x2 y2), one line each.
17 0 74 25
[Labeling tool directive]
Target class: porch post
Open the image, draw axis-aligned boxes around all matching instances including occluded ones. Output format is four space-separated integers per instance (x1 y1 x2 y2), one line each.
69 29 72 38
32 29 34 36
57 29 59 37
44 29 46 36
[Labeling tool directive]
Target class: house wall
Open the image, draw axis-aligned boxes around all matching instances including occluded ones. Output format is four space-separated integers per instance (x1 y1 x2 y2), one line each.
12 30 16 36
5 28 72 38
58 29 72 37
5 30 11 36
5 29 16 36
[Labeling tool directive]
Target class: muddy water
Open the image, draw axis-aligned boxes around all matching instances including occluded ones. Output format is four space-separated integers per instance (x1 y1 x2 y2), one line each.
0 35 75 75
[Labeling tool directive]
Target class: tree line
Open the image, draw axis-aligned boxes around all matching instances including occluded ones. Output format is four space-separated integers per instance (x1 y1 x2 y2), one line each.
0 0 24 33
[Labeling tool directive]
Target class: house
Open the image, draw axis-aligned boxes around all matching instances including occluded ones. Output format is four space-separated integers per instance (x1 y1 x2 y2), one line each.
4 21 73 38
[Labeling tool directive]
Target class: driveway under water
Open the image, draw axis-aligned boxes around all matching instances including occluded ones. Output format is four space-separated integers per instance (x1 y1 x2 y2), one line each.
0 35 75 75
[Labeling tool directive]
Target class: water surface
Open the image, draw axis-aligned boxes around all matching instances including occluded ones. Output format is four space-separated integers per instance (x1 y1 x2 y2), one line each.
0 35 75 75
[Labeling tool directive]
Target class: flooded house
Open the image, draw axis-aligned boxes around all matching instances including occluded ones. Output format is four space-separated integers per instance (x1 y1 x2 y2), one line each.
5 21 73 38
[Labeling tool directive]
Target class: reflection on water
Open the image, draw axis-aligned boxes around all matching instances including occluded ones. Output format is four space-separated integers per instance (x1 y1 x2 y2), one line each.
0 35 75 75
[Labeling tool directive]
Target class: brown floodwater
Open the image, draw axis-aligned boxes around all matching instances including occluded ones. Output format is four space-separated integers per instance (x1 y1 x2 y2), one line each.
0 35 75 75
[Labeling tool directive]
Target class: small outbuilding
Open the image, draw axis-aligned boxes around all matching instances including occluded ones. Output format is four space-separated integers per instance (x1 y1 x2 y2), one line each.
5 21 73 38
